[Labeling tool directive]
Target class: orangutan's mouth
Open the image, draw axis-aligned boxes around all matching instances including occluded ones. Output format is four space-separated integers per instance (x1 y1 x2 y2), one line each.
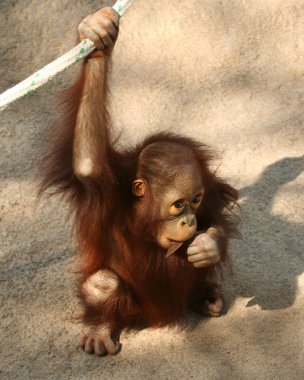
168 238 183 243
168 233 195 244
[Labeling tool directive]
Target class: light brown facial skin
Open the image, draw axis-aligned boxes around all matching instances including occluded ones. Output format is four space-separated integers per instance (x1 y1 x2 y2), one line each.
156 166 204 249
133 163 221 269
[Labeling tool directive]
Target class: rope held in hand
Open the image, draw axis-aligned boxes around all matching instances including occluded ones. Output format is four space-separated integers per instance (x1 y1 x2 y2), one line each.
0 0 134 112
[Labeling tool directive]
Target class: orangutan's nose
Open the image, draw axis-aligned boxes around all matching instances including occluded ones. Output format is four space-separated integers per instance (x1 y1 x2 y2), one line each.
181 213 196 227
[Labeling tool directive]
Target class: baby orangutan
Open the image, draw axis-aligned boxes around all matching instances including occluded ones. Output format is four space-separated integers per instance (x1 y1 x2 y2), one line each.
40 7 238 356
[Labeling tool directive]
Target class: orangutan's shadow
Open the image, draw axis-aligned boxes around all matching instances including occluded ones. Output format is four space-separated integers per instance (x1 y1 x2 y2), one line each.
227 155 304 310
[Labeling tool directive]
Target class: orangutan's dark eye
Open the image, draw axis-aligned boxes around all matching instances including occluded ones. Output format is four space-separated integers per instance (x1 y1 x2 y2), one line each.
192 195 202 204
173 200 184 209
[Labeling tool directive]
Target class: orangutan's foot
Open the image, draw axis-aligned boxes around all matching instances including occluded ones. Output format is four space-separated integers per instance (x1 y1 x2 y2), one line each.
192 286 224 317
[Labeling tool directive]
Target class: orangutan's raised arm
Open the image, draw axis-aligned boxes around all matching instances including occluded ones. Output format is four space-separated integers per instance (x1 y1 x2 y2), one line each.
73 7 119 180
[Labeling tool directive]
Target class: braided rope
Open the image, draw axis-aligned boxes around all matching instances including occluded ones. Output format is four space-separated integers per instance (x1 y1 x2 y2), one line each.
0 0 134 112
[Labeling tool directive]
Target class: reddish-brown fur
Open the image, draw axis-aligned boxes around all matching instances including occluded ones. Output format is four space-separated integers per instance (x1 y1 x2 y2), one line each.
40 56 238 333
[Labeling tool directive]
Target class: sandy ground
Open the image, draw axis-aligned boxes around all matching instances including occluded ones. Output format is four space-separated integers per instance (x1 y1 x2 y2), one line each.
0 0 303 379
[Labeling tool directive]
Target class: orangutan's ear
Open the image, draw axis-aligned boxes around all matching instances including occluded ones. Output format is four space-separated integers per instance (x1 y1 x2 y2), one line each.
132 179 146 197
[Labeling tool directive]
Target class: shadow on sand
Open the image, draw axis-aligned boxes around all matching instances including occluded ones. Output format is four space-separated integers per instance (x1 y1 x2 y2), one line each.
226 155 304 310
